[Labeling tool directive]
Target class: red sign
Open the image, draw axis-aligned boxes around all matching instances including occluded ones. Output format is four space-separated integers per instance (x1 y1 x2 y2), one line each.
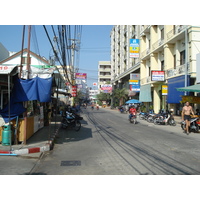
71 85 77 97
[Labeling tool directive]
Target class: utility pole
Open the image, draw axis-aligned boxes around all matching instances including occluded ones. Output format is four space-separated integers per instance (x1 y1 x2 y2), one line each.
68 39 79 105
185 26 188 96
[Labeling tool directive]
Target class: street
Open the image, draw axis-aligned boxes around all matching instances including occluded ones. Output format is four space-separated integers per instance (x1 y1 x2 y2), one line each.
31 107 200 175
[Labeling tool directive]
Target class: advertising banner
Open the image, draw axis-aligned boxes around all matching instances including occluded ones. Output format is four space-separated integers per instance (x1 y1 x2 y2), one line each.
130 39 140 58
151 71 165 81
129 80 139 85
100 84 112 93
75 73 87 80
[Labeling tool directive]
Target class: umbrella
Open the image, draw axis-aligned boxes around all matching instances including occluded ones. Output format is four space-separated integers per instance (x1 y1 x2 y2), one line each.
126 99 141 104
176 84 200 93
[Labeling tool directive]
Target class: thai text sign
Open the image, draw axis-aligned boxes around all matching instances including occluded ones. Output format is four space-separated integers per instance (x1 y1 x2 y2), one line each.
151 71 165 81
162 85 168 95
100 84 112 93
130 39 140 58
75 73 87 80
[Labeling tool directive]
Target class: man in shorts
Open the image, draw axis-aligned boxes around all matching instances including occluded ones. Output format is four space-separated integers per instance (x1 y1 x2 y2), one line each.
182 101 194 134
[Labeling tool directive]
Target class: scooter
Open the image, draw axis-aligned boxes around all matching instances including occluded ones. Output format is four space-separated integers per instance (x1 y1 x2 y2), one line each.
129 114 137 124
61 111 83 131
154 111 176 126
181 116 199 133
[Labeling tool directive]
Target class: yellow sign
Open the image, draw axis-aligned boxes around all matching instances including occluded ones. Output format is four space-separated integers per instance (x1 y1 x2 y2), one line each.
182 96 200 104
162 85 168 95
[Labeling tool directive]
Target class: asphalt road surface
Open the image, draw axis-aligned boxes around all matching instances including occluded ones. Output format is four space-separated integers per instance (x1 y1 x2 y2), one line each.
31 107 200 175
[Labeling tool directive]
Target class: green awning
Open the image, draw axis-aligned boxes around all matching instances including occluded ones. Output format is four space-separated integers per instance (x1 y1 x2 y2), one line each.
139 84 152 102
176 84 200 93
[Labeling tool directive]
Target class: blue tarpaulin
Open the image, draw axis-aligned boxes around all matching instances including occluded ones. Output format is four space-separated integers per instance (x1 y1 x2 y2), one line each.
12 76 52 103
0 76 52 123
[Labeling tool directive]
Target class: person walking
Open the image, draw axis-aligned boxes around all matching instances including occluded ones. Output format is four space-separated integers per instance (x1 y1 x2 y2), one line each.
182 101 194 134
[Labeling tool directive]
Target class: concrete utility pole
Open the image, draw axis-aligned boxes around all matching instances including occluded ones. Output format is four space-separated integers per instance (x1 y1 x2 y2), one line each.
185 26 188 96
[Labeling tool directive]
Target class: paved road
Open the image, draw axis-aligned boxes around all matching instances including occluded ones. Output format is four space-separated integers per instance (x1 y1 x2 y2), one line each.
31 107 200 175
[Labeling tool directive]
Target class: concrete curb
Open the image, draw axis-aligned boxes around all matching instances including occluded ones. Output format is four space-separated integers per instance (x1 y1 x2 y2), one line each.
0 125 61 156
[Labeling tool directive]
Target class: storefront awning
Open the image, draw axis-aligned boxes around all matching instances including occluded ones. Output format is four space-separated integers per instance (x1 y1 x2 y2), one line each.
0 65 18 76
176 84 200 93
139 84 152 102
167 75 190 104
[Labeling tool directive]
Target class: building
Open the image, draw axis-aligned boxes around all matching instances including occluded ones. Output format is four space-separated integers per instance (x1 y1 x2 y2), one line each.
0 42 9 62
98 61 111 89
110 25 141 100
139 25 200 114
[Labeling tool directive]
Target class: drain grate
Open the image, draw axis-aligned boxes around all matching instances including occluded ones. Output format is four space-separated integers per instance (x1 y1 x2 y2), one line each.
61 160 81 166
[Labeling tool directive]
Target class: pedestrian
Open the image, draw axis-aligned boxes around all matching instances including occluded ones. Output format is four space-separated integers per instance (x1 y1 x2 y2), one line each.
182 101 194 134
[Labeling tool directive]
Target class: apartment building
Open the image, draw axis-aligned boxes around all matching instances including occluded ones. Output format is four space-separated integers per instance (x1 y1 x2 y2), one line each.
110 25 141 97
139 25 200 114
98 61 111 89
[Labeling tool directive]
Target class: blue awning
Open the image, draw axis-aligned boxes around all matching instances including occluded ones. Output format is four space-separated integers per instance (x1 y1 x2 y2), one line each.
167 75 190 104
139 84 152 102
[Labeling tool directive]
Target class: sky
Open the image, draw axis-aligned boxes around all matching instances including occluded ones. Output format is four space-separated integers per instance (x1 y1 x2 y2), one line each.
0 25 113 88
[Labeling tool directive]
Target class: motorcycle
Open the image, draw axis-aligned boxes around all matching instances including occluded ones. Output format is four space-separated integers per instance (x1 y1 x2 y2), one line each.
118 106 125 114
130 114 137 124
153 111 176 126
61 111 83 131
139 112 148 120
181 116 199 133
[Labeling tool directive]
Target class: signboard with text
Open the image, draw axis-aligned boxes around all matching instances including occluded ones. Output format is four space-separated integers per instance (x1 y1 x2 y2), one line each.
130 39 140 58
151 71 165 81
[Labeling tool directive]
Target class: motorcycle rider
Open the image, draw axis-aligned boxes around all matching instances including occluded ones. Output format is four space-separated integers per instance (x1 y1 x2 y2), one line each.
129 105 137 121
182 101 194 134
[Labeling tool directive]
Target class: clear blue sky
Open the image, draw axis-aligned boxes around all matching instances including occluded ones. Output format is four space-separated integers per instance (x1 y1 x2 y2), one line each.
0 25 113 88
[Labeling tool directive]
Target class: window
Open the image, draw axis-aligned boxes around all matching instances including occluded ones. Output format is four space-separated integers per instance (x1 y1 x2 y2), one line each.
161 28 164 40
174 55 176 68
180 50 185 65
161 60 164 71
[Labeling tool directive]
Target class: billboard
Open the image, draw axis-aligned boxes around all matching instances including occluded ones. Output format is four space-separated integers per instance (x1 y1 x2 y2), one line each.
130 39 140 58
151 71 165 81
100 84 112 93
75 73 87 80
162 85 168 95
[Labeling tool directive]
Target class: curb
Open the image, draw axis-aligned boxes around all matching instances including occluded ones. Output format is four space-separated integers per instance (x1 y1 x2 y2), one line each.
0 125 61 156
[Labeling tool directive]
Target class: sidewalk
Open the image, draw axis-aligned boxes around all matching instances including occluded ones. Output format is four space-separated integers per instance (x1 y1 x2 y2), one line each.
0 115 62 156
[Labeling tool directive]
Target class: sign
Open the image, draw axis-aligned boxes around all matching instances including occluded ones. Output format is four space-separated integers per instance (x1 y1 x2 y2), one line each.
129 80 139 85
130 39 140 58
100 84 112 93
93 82 97 86
0 65 16 74
71 85 77 97
151 71 165 81
130 73 140 80
130 84 140 91
162 85 168 95
182 96 200 104
75 73 87 80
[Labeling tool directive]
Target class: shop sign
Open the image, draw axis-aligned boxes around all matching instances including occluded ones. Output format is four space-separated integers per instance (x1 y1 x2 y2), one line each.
182 96 200 104
130 39 140 58
162 85 168 95
71 85 77 97
130 73 140 80
129 80 139 85
75 73 87 80
151 71 165 81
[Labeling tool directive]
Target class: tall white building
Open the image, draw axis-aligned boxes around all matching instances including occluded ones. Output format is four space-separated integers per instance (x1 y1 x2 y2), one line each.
98 61 111 89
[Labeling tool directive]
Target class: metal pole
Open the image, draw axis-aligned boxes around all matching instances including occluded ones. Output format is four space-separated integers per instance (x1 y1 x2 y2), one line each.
185 26 188 96
8 73 11 151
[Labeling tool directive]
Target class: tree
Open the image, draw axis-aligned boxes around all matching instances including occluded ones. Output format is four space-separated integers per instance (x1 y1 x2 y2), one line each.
97 92 111 105
113 88 128 106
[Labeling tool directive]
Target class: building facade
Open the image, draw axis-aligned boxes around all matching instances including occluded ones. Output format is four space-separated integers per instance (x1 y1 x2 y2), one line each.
139 25 200 114
98 61 111 89
110 25 141 100
110 25 200 114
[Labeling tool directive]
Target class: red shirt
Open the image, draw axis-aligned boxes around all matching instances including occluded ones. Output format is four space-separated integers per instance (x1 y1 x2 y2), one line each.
129 108 136 115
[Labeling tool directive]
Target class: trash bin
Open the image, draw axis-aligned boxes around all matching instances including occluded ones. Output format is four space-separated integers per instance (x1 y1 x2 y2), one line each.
2 125 12 146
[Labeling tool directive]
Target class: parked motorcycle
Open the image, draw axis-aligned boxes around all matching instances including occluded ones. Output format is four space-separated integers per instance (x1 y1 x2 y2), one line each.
61 111 83 131
181 116 199 133
153 111 176 126
139 112 148 120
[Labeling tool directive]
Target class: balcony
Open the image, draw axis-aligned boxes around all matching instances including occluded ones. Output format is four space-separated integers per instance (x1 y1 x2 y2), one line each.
166 64 189 79
152 38 165 51
140 76 151 85
166 25 187 41
141 48 150 58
